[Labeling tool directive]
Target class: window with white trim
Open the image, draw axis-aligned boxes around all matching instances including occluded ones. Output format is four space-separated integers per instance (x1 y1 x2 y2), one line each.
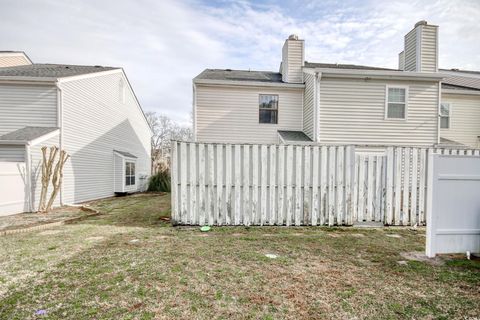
386 87 407 119
125 161 135 186
440 103 450 129
259 94 278 124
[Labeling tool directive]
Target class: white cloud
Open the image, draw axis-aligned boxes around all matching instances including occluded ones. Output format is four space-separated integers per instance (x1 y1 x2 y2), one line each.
0 0 479 125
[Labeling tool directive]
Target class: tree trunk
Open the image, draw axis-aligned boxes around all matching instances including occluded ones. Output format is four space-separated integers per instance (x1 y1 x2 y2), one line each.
46 150 69 212
38 146 58 212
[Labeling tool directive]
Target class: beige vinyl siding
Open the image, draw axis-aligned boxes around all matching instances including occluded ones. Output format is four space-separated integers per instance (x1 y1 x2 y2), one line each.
303 73 315 140
0 84 57 135
282 40 304 83
318 77 438 146
195 84 303 144
404 29 417 72
420 25 438 72
61 71 151 204
30 135 61 211
0 53 31 67
398 51 405 70
0 145 25 162
440 93 480 148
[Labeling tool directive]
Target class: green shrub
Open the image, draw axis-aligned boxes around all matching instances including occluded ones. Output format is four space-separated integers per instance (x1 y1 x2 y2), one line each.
148 170 171 192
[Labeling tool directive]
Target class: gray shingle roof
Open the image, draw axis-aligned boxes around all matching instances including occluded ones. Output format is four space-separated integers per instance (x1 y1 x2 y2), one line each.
439 69 480 91
195 69 283 83
304 62 399 71
114 150 137 158
0 63 119 79
278 130 313 143
0 126 58 142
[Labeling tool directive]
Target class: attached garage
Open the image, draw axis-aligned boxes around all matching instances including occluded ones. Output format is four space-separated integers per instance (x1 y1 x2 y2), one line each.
0 126 59 216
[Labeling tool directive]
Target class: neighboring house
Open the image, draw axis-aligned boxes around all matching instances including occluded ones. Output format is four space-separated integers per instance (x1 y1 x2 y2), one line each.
0 61 152 216
193 21 480 148
0 51 32 68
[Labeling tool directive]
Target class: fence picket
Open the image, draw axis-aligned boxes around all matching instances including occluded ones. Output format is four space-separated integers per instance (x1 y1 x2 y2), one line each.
336 147 344 224
189 143 197 225
402 148 410 225
345 146 353 225
311 147 320 226
180 142 188 224
394 148 402 225
277 145 285 225
328 146 336 226
260 145 268 225
410 148 418 225
198 143 206 225
374 156 382 222
320 146 328 225
295 146 302 226
207 144 215 225
304 146 311 225
234 145 241 225
385 147 394 225
269 146 277 225
367 155 374 221
243 145 250 226
286 145 294 226
357 155 366 222
251 145 258 225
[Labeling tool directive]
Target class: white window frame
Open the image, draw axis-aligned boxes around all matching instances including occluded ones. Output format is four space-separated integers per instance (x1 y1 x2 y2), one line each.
259 94 279 124
125 160 136 186
440 102 451 129
384 85 409 120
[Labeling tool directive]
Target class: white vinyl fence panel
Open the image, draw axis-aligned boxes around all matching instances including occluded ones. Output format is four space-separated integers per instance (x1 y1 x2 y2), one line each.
426 154 480 257
172 142 480 226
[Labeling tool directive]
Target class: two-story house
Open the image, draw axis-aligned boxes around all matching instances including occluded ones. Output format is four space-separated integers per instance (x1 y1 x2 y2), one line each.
193 21 480 148
0 54 152 215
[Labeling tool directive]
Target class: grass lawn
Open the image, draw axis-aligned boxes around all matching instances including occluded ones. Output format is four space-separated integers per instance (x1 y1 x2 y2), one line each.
0 193 479 319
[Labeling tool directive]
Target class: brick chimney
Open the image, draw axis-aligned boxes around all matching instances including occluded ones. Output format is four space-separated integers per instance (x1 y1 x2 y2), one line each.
280 34 304 83
402 20 438 72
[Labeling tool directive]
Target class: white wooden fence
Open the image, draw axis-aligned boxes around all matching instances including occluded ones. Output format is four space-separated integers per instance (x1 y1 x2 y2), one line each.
171 142 480 226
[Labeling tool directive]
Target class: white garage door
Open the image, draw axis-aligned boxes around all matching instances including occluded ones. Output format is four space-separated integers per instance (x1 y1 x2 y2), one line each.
0 161 29 216
426 154 480 257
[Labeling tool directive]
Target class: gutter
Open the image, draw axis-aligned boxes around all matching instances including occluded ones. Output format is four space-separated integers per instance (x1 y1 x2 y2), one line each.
309 68 445 81
55 80 64 205
193 78 305 89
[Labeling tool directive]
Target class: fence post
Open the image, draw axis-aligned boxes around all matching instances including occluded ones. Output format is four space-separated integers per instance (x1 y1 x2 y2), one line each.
171 141 178 224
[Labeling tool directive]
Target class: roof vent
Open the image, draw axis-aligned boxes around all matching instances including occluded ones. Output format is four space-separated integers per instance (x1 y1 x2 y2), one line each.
415 20 428 27
94 65 102 68
225 69 232 71
288 34 299 40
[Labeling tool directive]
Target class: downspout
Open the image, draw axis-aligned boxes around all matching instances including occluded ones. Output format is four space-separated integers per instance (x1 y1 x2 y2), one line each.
437 81 441 145
313 72 322 142
192 82 197 142
55 80 64 205
25 143 33 212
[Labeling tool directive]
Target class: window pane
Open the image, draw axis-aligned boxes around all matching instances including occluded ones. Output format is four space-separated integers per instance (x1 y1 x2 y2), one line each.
131 176 135 185
131 163 135 175
259 110 278 124
440 117 449 129
125 162 130 176
387 103 405 119
388 88 405 103
126 176 130 186
259 95 278 109
440 103 450 116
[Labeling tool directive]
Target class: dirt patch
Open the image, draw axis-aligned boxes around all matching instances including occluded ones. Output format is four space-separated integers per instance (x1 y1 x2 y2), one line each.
85 236 105 242
38 230 63 236
350 233 365 238
386 234 402 238
400 251 445 266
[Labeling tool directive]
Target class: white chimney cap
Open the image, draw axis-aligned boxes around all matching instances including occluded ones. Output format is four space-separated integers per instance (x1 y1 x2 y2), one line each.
415 20 428 27
288 34 299 40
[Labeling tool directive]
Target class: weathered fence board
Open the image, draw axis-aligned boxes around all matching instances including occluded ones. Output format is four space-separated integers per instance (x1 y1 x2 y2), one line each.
172 142 480 226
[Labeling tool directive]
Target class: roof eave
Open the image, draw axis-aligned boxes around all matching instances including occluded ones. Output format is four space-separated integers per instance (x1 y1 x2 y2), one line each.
0 140 28 145
442 88 480 95
193 78 305 88
0 76 57 83
307 68 445 81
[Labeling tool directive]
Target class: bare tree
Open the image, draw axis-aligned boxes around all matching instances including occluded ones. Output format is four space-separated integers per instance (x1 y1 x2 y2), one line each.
146 111 192 173
45 150 70 211
38 146 58 212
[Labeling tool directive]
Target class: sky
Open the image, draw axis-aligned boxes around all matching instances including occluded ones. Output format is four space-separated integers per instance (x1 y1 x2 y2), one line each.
1 0 479 125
